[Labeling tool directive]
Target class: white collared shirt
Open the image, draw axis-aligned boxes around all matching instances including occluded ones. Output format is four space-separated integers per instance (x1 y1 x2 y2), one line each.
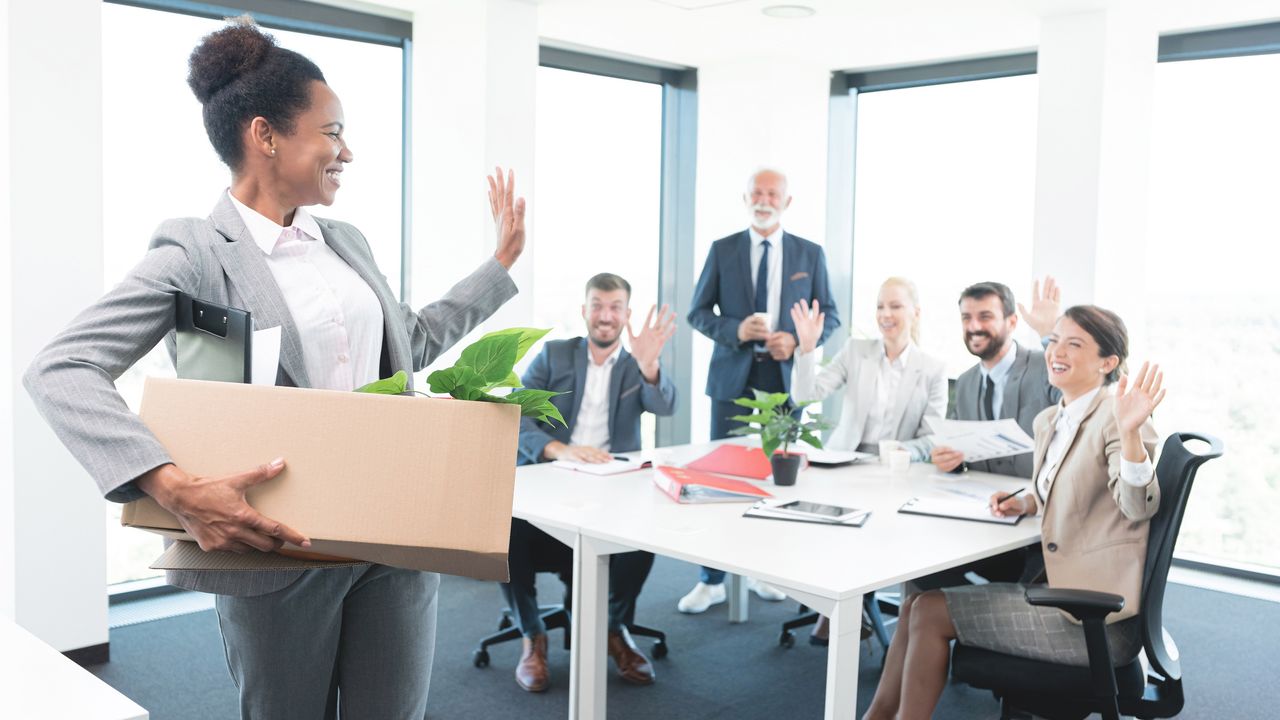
228 191 383 391
748 225 785 349
568 343 623 451
1035 386 1153 509
861 343 913 445
978 340 1018 419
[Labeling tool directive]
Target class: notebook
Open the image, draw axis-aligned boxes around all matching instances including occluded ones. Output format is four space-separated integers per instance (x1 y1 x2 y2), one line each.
898 497 1022 525
552 457 650 475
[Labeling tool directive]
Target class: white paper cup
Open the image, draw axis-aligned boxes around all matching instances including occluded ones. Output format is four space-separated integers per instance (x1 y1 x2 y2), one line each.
751 311 773 331
878 440 901 464
889 449 911 474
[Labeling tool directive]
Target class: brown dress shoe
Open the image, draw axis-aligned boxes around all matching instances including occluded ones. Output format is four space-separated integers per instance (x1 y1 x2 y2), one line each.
607 628 655 685
515 634 550 692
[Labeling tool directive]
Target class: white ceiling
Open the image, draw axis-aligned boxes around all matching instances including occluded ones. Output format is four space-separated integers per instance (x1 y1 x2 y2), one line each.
534 0 1280 70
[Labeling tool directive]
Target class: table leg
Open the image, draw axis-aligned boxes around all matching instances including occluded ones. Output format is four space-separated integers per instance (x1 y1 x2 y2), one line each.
727 572 749 623
824 595 861 720
568 534 610 720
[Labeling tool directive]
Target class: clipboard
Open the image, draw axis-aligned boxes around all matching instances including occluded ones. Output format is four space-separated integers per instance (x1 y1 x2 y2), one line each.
175 292 252 383
898 497 1023 526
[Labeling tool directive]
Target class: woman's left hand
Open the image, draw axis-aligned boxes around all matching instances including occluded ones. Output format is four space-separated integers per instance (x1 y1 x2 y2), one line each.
488 166 526 269
1114 361 1166 434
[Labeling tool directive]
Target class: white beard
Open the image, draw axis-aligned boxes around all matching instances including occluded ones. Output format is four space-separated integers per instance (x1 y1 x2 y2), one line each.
749 204 780 228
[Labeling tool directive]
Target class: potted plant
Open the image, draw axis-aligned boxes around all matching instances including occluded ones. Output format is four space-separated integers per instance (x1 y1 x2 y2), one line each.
728 390 831 486
355 326 566 427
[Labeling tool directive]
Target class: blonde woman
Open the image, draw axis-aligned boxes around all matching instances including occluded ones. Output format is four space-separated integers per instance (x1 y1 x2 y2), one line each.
790 277 946 454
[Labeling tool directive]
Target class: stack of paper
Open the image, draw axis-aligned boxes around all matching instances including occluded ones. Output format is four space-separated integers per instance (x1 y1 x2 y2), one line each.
552 456 649 475
924 418 1035 462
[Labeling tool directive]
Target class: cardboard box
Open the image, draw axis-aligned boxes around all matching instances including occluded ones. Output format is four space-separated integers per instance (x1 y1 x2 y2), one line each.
122 378 520 581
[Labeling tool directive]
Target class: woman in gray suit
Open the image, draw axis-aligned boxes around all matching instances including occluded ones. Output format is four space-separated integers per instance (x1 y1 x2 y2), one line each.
790 276 947 454
24 19 524 719
863 305 1164 720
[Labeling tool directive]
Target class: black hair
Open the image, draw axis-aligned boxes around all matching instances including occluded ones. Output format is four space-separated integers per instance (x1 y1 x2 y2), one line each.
186 17 326 169
585 273 632 299
1062 305 1129 384
958 281 1016 318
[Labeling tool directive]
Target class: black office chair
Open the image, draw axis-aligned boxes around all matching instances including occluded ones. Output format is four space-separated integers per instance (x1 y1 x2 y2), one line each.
778 594 897 651
950 431 1224 720
472 577 669 668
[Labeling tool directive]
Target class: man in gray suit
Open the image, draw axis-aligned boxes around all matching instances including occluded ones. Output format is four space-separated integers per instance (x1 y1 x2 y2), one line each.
915 279 1061 591
931 278 1062 477
505 273 676 692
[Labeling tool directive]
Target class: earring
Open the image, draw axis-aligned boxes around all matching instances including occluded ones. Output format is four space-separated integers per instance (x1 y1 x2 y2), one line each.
270 147 276 156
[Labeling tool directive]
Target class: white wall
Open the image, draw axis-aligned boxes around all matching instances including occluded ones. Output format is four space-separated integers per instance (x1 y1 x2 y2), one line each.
689 57 833 442
3 0 110 650
1 0 16 624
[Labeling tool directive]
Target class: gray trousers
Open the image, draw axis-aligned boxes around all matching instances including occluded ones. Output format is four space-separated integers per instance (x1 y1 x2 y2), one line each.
215 564 439 720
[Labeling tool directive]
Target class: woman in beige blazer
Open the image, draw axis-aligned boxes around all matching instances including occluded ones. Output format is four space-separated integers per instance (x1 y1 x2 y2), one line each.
790 277 947 454
863 305 1165 720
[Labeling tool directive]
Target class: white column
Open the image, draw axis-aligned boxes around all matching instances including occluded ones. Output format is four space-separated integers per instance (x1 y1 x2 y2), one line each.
2 0 110 650
407 0 538 370
689 56 833 442
1032 6 1158 338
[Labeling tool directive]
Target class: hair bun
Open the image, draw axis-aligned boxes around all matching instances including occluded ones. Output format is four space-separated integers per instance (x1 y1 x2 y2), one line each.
187 16 276 104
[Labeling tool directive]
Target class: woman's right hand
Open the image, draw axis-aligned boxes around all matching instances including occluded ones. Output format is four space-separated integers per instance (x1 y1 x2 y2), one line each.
488 166 527 270
136 459 310 554
989 491 1034 518
789 299 824 355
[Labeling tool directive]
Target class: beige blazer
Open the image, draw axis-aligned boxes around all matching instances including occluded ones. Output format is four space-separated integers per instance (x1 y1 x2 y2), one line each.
1033 386 1160 622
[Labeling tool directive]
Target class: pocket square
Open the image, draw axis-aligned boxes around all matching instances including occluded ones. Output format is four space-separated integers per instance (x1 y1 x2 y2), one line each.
619 384 641 399
789 271 810 281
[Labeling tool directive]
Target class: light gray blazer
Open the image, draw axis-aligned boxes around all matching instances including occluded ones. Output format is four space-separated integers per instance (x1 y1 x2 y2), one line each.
23 194 517 596
950 342 1060 478
791 338 947 452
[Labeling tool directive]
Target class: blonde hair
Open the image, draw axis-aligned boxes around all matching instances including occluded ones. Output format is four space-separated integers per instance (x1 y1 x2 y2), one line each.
879 276 921 345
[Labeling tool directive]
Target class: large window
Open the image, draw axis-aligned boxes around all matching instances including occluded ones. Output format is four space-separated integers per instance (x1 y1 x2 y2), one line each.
531 65 664 447
1145 51 1280 573
850 73 1041 379
101 1 407 585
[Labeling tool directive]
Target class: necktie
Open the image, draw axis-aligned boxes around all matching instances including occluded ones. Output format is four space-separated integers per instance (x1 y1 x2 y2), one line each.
754 239 771 314
982 375 996 421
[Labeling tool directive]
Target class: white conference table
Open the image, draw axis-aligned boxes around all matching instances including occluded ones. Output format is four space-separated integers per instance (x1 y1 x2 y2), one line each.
513 441 1041 720
0 618 148 720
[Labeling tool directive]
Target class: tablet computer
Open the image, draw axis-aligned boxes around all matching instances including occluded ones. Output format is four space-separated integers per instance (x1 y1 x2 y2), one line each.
773 500 864 522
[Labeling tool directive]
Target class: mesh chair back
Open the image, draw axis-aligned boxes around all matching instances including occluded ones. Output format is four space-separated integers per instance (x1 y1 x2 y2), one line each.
1139 432 1225 681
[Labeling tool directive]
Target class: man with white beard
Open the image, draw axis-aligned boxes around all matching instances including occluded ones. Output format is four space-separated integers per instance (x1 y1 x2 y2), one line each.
681 168 840 613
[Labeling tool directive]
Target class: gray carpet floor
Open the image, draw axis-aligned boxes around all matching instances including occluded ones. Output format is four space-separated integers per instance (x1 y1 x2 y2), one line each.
88 556 1279 719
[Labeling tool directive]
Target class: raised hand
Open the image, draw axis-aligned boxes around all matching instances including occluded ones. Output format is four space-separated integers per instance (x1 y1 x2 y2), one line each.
628 304 677 382
789 299 824 354
488 166 527 269
1114 361 1166 434
1018 275 1062 338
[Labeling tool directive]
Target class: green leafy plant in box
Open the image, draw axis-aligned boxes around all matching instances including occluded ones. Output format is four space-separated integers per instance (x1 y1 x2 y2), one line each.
354 327 566 427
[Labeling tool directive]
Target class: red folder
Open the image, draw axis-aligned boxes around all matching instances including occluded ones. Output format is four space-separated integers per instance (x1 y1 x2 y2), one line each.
653 466 773 504
684 444 811 480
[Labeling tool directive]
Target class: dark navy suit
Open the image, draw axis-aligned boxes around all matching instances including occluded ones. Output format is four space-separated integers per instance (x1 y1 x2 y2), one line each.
503 337 677 636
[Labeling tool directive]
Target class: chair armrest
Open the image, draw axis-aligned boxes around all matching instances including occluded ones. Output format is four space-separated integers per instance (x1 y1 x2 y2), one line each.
1025 587 1124 621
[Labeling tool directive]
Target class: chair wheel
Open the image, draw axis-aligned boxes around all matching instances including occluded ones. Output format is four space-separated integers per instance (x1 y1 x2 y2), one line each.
780 631 795 649
497 616 513 630
652 641 668 659
472 649 490 668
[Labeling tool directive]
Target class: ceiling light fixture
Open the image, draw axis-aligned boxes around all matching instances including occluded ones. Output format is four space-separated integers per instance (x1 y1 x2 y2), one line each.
762 4 816 19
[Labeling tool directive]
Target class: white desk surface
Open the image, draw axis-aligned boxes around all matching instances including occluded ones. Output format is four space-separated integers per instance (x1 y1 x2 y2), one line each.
515 441 1041 602
0 619 148 720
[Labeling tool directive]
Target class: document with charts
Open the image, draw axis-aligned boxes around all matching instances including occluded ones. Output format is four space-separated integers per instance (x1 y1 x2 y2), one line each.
925 418 1035 462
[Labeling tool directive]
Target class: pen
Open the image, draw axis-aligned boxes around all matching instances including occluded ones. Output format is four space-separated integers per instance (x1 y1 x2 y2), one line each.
612 455 630 462
992 487 1027 506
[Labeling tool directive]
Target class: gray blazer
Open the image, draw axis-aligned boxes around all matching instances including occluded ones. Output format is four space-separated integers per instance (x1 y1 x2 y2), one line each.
950 342 1060 478
516 337 677 465
23 194 517 596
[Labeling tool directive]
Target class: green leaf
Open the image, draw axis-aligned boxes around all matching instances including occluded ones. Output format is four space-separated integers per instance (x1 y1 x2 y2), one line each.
457 332 520 386
427 366 486 400
761 436 781 458
727 426 761 436
505 388 567 428
479 327 550 366
487 369 522 391
355 370 407 395
799 432 823 450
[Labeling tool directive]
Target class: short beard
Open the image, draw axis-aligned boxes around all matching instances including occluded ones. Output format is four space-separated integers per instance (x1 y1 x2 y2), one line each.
588 331 618 349
966 330 1010 362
